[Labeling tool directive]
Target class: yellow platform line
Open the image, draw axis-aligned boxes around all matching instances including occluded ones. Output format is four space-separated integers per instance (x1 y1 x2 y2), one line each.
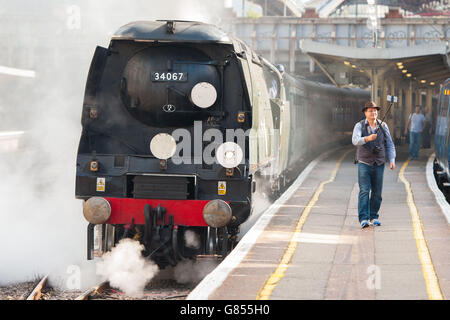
256 150 351 300
399 159 444 300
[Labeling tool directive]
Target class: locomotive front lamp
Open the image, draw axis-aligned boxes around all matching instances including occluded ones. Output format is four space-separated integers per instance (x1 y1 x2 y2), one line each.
150 133 177 160
202 199 232 228
190 82 217 109
83 197 111 224
216 142 243 168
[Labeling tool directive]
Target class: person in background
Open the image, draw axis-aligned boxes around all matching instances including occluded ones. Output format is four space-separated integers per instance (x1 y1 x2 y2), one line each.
404 105 426 160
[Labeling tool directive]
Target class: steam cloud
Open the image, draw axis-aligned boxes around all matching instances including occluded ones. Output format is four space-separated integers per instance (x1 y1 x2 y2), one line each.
174 259 218 284
0 0 224 289
96 239 159 297
184 230 201 249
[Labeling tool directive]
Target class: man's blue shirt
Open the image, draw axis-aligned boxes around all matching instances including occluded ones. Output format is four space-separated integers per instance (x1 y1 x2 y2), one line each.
409 113 426 133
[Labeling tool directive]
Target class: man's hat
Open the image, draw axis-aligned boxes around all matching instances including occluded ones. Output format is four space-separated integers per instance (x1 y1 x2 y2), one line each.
362 101 380 112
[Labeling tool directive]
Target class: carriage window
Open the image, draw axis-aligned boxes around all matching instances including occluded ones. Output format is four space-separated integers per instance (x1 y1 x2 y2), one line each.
444 95 450 132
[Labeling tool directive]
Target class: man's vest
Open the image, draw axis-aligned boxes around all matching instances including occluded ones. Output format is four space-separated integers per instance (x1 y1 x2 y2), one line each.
356 119 387 166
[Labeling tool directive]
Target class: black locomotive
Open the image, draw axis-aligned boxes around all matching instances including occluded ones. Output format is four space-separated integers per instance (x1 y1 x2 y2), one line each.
75 20 369 267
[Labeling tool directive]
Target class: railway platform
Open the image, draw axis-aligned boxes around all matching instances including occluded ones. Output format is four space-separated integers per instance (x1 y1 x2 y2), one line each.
188 145 450 300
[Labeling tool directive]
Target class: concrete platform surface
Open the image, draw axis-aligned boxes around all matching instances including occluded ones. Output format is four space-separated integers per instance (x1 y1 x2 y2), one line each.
188 145 450 300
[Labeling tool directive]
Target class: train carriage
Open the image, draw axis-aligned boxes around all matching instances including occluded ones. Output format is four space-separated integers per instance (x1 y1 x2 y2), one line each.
434 78 450 194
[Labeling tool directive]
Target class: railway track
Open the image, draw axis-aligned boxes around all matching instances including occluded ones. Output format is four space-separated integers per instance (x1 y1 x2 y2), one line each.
0 275 194 300
26 275 49 300
80 279 193 300
74 281 109 300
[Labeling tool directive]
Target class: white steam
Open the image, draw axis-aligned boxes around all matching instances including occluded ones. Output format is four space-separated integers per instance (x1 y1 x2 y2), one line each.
96 239 159 297
239 191 272 238
184 230 201 249
173 259 218 284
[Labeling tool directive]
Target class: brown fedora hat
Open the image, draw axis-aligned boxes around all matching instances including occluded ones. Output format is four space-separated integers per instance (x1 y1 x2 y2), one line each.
362 100 381 112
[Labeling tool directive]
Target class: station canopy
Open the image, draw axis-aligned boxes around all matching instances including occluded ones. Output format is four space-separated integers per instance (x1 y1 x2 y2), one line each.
300 39 450 89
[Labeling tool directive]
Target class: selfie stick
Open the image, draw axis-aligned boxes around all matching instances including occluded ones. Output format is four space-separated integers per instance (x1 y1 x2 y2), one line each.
375 95 397 133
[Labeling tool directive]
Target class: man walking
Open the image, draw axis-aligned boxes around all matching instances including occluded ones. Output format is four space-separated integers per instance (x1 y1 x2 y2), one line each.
405 105 426 159
352 101 396 228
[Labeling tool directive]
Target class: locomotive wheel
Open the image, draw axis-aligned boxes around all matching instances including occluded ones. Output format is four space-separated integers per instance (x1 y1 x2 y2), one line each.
206 227 229 257
219 227 229 258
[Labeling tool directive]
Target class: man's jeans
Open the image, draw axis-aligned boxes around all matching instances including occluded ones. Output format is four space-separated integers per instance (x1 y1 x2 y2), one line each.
358 162 385 223
409 131 421 158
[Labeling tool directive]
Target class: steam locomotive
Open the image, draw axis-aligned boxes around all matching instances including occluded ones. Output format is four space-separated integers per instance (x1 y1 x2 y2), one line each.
75 20 369 267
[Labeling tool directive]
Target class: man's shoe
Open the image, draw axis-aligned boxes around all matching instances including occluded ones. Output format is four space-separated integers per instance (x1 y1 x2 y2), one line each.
371 219 381 226
361 220 369 228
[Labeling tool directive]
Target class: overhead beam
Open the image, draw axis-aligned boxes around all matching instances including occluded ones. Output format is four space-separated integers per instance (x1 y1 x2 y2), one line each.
404 58 444 70
406 65 447 74
308 55 339 87
416 70 450 80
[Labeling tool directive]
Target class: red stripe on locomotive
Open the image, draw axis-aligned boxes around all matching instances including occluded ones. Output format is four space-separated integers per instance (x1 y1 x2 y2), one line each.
105 198 209 226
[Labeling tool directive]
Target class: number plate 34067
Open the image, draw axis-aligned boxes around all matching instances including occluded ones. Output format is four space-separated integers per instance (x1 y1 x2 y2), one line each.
151 72 187 82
